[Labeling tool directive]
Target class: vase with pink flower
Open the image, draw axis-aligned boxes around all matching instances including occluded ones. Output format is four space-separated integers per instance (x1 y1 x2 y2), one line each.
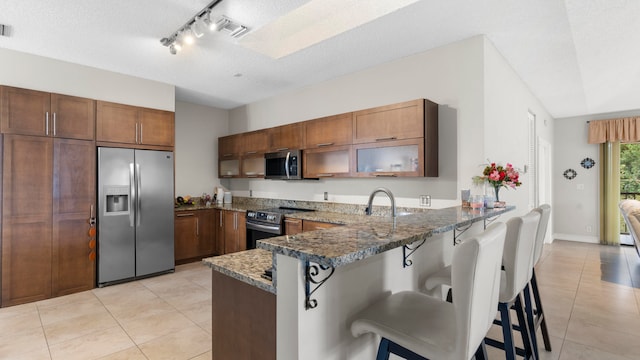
473 161 522 207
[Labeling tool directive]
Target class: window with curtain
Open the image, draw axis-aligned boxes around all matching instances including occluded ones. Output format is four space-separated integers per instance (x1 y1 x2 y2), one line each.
588 117 640 245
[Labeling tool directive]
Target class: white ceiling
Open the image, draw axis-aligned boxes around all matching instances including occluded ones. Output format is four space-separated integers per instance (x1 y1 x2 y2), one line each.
1 0 639 118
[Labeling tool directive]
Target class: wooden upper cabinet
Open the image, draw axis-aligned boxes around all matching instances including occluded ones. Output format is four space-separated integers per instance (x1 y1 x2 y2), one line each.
241 130 268 155
1 86 50 136
219 134 242 158
269 123 304 151
96 101 138 144
0 86 95 140
352 99 425 144
96 101 174 147
50 94 95 140
304 113 353 149
139 108 174 147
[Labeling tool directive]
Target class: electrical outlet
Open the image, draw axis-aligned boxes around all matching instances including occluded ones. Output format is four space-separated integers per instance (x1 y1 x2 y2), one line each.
586 225 592 233
324 192 328 201
420 195 431 207
249 190 253 197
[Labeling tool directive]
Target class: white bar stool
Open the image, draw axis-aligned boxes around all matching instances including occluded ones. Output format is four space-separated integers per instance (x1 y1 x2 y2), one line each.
526 204 552 356
350 222 507 360
424 211 541 360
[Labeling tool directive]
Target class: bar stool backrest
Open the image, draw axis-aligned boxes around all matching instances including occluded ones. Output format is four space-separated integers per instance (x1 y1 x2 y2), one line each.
499 211 541 303
532 204 551 266
453 222 507 358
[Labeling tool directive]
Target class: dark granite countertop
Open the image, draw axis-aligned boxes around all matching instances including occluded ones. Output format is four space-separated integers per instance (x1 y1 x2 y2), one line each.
202 249 275 294
174 203 250 212
257 206 515 267
202 202 514 292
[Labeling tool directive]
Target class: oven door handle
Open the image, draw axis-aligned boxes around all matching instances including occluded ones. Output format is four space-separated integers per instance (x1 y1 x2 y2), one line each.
246 221 282 234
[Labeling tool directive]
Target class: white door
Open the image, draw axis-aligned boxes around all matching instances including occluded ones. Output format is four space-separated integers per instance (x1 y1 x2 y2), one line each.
537 137 553 243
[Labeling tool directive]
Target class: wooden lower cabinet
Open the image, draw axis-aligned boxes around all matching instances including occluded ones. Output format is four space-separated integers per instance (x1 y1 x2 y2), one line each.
199 210 215 256
303 220 340 232
212 270 275 360
284 218 303 235
2 135 53 306
174 209 215 264
214 209 246 255
223 210 246 254
1 135 95 307
52 139 96 297
286 218 340 234
175 212 199 262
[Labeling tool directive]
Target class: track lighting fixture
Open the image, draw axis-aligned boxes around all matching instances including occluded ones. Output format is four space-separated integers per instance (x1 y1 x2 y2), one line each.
159 0 250 55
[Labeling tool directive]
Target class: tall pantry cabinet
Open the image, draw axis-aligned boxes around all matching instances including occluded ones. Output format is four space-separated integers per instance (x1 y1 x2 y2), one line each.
0 86 96 306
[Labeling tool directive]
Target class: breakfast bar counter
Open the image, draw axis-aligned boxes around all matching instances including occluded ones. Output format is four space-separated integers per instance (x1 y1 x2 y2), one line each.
259 206 514 268
203 205 515 360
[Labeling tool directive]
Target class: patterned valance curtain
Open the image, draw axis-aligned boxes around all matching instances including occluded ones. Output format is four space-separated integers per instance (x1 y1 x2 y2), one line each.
588 117 640 144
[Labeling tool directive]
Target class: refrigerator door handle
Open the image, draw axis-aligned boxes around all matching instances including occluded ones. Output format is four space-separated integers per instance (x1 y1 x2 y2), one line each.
129 163 135 227
136 163 141 226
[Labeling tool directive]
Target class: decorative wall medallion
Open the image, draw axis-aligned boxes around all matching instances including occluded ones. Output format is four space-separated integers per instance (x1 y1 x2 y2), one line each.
581 158 595 169
563 168 577 180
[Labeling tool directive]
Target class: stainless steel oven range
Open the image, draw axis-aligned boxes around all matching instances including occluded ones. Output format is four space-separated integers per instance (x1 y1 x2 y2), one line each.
245 207 314 250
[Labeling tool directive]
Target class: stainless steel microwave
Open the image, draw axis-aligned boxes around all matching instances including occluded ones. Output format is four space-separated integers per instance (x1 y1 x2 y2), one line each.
265 150 302 180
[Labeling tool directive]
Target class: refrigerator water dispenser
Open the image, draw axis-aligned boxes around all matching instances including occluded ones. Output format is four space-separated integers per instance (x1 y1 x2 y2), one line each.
104 186 129 215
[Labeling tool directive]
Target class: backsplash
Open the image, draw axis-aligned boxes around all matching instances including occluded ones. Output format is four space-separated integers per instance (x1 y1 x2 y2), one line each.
231 196 429 216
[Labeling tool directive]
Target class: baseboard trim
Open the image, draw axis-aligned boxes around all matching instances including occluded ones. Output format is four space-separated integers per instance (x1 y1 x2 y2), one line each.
552 233 599 244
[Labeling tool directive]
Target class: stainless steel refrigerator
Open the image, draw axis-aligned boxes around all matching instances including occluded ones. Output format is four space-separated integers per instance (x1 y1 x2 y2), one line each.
97 147 174 286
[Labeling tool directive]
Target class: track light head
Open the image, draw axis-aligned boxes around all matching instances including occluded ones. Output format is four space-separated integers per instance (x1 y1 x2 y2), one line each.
183 27 195 45
159 0 250 55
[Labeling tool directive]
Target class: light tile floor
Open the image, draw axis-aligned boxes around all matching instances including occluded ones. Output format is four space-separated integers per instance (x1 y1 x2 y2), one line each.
0 262 212 360
0 241 639 359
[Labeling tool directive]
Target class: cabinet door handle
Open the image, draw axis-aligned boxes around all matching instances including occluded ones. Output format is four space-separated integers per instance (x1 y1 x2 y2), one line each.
317 173 334 177
220 212 223 227
89 204 96 226
222 153 233 157
53 112 56 136
177 213 195 217
284 219 299 223
140 123 143 144
317 142 334 147
234 213 237 230
196 217 199 236
245 151 257 155
375 136 397 142
276 147 289 151
375 173 397 177
135 123 139 144
45 112 49 135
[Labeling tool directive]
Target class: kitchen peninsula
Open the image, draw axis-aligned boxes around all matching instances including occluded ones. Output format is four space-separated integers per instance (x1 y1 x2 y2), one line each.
203 203 514 360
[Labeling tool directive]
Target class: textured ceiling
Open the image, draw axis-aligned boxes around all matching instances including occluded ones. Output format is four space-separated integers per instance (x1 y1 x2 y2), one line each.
1 0 638 118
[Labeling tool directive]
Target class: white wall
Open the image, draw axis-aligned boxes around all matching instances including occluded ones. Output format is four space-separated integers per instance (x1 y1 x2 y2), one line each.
174 101 229 196
0 48 174 111
228 36 486 209
227 36 554 215
482 38 555 218
553 109 640 243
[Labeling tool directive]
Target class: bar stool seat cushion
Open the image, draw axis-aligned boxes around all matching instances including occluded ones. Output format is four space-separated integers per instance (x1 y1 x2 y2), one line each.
351 291 457 359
